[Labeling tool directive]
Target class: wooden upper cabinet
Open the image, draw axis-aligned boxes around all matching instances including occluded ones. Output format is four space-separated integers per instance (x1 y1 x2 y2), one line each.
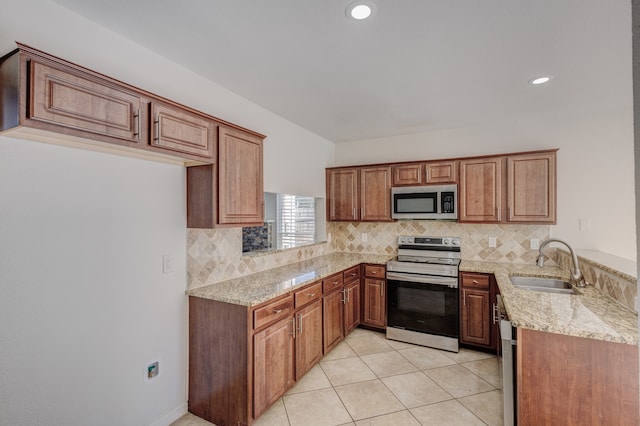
218 126 264 226
326 168 359 221
1 44 263 166
392 163 422 186
28 59 146 145
459 157 503 222
360 166 392 221
392 161 457 185
507 152 556 223
425 161 457 183
150 101 215 159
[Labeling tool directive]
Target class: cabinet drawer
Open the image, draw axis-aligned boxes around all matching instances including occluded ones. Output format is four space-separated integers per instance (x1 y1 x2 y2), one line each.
294 281 323 308
364 265 385 279
461 273 490 289
253 296 293 330
343 265 361 283
322 272 344 293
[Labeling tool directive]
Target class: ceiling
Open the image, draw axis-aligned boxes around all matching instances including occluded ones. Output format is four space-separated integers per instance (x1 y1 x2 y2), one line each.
50 0 631 143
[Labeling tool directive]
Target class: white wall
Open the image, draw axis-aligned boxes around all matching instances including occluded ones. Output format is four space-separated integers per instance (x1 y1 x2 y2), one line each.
335 106 637 260
0 0 335 425
0 139 187 426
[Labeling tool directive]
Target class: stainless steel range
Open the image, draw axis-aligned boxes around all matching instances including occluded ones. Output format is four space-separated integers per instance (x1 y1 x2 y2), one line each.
386 236 461 352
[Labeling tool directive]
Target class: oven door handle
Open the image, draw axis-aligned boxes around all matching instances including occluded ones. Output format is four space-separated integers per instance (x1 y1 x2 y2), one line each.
387 272 458 288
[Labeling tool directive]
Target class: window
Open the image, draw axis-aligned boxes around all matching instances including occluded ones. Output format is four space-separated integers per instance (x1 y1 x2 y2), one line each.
277 194 316 249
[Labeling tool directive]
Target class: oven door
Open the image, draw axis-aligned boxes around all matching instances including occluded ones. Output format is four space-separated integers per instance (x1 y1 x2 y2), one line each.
386 271 459 339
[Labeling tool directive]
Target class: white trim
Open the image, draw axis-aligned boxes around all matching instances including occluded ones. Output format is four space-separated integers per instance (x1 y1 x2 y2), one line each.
149 402 188 426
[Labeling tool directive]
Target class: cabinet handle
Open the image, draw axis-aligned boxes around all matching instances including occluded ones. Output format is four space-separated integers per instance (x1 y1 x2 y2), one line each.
308 293 316 298
472 279 479 284
341 289 347 304
380 284 384 297
492 303 499 325
291 317 296 338
371 270 377 275
273 309 282 314
153 117 160 141
496 205 501 221
298 314 303 335
133 110 140 139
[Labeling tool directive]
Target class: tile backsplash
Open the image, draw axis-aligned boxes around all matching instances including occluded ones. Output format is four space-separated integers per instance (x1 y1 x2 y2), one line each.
188 221 550 289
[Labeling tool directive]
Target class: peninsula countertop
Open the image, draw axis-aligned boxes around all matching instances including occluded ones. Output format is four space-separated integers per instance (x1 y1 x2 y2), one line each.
187 253 637 345
187 252 394 307
460 260 638 345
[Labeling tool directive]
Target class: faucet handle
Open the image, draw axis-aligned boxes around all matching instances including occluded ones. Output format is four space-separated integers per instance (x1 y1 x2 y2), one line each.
536 253 546 267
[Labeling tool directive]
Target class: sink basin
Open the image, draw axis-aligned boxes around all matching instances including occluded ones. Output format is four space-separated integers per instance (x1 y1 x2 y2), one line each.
510 276 575 295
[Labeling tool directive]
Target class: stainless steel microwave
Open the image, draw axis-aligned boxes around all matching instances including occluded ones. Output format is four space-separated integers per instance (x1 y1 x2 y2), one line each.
391 184 457 220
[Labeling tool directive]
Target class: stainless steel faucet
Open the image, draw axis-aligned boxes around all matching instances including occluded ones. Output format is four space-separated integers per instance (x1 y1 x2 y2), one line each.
536 238 587 287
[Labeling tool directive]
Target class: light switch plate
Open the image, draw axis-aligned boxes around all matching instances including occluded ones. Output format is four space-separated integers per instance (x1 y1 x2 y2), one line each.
488 237 497 248
530 239 540 250
362 233 368 243
162 255 174 274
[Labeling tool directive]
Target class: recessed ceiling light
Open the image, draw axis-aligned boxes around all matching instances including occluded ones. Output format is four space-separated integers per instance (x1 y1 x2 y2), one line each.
346 1 376 20
529 76 553 85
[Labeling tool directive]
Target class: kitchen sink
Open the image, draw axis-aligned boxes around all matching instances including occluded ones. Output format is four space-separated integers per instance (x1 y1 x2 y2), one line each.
509 276 576 295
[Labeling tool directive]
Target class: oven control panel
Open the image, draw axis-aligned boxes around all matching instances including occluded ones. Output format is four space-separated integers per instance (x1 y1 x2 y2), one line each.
398 236 460 247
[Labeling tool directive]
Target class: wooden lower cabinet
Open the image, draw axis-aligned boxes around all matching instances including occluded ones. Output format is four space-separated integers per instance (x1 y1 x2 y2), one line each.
361 264 387 329
294 299 323 379
362 278 386 328
323 288 344 353
343 280 360 334
517 328 639 425
253 316 295 418
459 272 498 351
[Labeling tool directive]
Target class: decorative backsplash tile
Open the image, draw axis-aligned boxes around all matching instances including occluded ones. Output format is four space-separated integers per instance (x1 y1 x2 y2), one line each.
242 222 273 252
188 221 551 289
554 249 638 313
328 221 550 264
188 228 332 289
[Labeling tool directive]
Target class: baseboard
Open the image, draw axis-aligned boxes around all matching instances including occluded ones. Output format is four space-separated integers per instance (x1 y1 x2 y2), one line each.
149 402 188 426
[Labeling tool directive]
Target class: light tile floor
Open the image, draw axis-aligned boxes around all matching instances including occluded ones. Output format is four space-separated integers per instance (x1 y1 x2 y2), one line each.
172 329 503 426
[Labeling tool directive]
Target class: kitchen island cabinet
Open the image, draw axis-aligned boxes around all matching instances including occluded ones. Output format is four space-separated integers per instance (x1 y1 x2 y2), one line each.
517 328 638 425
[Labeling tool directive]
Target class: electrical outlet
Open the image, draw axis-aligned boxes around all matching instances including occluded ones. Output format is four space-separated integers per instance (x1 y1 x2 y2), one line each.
162 255 174 274
530 239 540 250
579 218 591 231
145 361 159 382
362 233 368 243
488 237 497 248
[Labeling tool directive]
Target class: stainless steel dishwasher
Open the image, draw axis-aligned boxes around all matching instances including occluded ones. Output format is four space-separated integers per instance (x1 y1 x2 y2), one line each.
497 295 516 426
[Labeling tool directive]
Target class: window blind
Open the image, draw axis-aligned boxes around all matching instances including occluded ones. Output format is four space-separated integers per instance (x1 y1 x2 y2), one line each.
277 194 315 249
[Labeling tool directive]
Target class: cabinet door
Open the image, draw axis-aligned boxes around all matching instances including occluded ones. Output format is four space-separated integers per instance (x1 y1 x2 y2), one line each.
218 126 264 225
392 163 422 186
461 288 491 346
507 152 556 223
343 281 360 335
326 168 358 221
323 289 344 353
253 317 295 418
29 60 145 144
459 157 503 222
360 166 392 221
362 278 386 328
295 300 323 379
425 161 458 184
150 102 215 159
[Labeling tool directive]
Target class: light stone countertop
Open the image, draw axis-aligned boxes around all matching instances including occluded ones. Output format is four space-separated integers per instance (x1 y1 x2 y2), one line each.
187 253 638 345
187 252 394 307
460 260 638 345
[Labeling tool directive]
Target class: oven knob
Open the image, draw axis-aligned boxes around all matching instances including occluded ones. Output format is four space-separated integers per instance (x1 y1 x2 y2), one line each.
451 238 460 246
443 238 451 245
